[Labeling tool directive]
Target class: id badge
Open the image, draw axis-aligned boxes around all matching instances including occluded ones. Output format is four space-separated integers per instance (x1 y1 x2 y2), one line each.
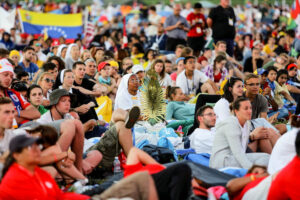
229 18 234 26
196 27 202 34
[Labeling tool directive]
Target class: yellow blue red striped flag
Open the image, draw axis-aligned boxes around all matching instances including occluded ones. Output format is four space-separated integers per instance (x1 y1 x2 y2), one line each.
18 9 82 39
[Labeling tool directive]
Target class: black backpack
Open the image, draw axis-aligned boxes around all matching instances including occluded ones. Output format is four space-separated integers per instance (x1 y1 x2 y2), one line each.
142 144 175 164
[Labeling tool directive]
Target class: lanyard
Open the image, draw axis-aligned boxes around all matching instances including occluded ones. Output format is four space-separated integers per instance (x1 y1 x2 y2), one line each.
186 75 195 95
156 34 164 44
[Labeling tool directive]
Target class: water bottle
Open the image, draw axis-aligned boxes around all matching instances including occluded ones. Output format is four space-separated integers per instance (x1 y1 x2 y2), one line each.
70 178 88 193
113 156 121 173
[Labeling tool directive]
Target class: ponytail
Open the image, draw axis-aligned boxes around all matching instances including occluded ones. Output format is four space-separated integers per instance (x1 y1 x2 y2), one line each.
1 153 16 181
166 86 180 100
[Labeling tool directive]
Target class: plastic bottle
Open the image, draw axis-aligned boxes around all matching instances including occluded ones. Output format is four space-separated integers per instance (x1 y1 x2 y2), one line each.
113 156 121 173
70 179 88 193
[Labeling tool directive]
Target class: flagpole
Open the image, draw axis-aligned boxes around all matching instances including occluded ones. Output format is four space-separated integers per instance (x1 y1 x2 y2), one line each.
17 9 24 33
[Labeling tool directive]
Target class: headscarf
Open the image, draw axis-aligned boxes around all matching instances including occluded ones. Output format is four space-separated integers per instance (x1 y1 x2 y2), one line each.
56 44 67 57
65 43 78 60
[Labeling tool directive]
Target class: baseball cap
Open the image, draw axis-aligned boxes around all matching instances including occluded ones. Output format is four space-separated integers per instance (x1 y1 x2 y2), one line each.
257 68 268 75
109 60 119 70
98 62 109 71
132 64 144 74
287 63 297 71
9 134 42 153
0 58 14 74
175 57 185 65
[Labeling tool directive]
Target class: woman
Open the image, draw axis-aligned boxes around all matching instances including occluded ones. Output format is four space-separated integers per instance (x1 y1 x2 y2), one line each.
92 47 105 65
115 73 141 110
170 57 185 86
65 44 80 70
96 62 117 99
150 59 172 88
9 50 20 66
27 84 48 115
143 49 156 70
0 134 89 199
47 56 65 71
56 44 67 61
131 43 145 65
166 86 195 120
210 97 271 169
37 72 55 106
214 76 244 123
80 49 91 62
202 55 228 86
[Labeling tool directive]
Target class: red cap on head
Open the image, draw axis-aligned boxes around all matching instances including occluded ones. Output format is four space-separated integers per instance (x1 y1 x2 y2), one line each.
287 63 297 71
98 62 109 71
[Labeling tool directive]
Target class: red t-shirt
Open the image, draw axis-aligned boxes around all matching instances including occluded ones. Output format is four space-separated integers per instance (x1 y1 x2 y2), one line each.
0 163 89 200
233 174 267 200
214 72 222 83
123 162 166 177
186 12 206 37
267 156 300 199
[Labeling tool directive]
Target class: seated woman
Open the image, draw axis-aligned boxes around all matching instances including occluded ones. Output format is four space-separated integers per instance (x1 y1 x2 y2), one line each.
114 73 141 111
166 86 195 120
27 84 48 115
37 72 55 106
0 134 89 199
209 97 272 169
65 44 80 70
150 59 172 88
170 57 185 86
27 124 88 180
202 55 229 87
214 76 244 123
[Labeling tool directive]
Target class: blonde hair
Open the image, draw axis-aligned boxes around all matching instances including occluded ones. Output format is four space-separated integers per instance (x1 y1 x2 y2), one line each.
37 72 54 85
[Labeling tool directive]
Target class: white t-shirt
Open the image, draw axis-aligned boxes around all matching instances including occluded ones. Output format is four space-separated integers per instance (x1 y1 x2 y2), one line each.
214 98 231 124
37 110 74 124
267 128 299 174
176 70 209 95
189 128 215 154
0 129 26 155
147 14 161 36
159 74 172 88
114 90 141 111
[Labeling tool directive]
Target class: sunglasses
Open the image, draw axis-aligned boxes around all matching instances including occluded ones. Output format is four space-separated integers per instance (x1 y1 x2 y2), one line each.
44 78 55 84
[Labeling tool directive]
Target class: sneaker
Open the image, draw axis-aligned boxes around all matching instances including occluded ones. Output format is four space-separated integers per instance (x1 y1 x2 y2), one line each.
125 106 140 129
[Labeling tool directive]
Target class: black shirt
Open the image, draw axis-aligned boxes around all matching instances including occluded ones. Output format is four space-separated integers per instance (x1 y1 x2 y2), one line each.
244 57 264 73
208 5 236 40
74 78 95 91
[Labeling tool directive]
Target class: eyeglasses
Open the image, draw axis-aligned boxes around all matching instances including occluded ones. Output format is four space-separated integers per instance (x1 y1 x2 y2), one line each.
129 79 140 83
202 113 216 117
246 83 260 87
44 78 55 84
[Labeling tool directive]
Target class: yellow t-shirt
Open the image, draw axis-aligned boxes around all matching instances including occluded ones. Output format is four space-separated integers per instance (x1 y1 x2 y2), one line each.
274 81 289 108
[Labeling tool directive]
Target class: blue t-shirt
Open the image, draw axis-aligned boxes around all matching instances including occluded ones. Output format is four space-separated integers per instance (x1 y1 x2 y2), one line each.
18 62 39 81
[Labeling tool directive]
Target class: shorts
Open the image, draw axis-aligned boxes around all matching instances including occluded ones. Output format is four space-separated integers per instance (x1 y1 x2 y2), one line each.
87 123 121 169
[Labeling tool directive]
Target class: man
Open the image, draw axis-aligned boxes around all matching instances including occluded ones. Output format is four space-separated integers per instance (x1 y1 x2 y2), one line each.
16 71 30 85
186 3 206 57
244 73 269 119
263 53 289 70
244 48 264 73
207 0 236 56
0 97 26 177
164 4 190 51
18 46 39 81
189 105 216 154
72 61 105 97
165 44 185 64
285 29 300 58
176 56 218 99
0 59 40 125
36 89 101 173
148 23 167 51
84 58 97 80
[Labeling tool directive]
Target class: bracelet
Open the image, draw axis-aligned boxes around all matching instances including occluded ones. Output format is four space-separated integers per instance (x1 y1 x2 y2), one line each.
53 154 58 162
250 175 256 181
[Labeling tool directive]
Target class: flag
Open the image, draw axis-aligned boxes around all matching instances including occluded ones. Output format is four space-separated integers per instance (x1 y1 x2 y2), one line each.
290 0 300 37
84 7 95 46
0 8 16 32
18 9 82 39
122 17 128 49
291 0 300 19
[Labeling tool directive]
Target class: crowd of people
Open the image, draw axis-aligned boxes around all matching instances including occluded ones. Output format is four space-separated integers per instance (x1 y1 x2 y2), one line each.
0 0 299 199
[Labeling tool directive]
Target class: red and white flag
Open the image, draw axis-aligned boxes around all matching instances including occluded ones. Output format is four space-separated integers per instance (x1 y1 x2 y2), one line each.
122 16 128 49
84 7 95 47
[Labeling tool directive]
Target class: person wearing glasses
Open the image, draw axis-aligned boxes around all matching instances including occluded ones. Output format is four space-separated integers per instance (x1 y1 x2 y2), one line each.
37 72 55 106
189 105 216 154
114 73 141 111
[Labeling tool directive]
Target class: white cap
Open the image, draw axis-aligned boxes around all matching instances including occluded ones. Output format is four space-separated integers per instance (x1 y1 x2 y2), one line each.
0 59 14 74
132 64 144 74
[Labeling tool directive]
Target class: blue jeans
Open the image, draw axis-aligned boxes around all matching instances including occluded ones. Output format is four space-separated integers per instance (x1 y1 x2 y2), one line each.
268 108 289 119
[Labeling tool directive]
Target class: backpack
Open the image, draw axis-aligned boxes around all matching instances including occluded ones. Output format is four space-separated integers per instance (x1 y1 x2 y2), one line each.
142 144 175 164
